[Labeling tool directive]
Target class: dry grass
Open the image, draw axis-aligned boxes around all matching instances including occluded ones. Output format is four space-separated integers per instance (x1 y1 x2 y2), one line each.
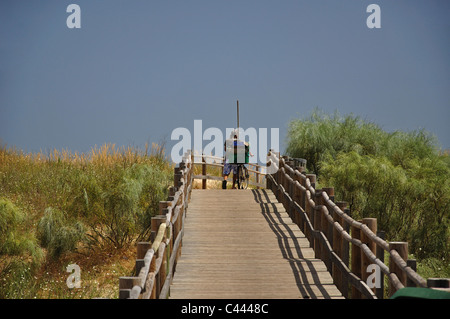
0 142 172 299
192 179 222 189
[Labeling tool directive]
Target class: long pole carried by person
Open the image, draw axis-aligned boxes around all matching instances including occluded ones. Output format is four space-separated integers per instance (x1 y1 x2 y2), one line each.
236 99 239 139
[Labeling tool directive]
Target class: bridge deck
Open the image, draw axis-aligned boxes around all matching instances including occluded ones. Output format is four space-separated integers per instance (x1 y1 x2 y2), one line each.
169 189 343 299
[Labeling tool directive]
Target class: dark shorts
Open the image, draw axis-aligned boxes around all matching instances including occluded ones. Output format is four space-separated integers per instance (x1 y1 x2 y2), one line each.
223 163 238 176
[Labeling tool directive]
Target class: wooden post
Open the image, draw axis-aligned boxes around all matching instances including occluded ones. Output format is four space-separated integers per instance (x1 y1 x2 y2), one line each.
322 187 335 203
314 189 323 206
427 278 450 288
159 201 172 251
159 201 171 216
335 202 348 233
335 201 348 298
137 242 152 259
119 276 141 299
159 244 167 297
406 259 417 287
304 193 312 245
135 259 145 276
174 166 182 188
361 218 377 297
332 222 343 297
313 207 322 259
293 183 303 231
319 206 331 272
351 224 362 299
275 166 281 201
266 161 273 190
322 187 334 247
202 153 207 189
306 174 316 189
256 165 260 189
151 215 167 236
389 242 408 296
299 179 306 211
293 175 299 203
167 186 177 201
376 231 386 299
342 208 351 267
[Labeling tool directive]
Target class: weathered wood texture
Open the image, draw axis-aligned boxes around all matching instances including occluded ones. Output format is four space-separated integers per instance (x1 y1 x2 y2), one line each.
120 150 449 299
266 152 438 299
169 189 343 299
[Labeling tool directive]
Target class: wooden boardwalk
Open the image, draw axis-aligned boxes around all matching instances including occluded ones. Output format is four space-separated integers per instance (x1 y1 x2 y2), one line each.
169 189 343 299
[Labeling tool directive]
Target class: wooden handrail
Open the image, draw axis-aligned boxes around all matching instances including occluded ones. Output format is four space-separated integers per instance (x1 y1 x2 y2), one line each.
119 150 194 299
119 149 445 300
191 153 267 188
266 151 433 299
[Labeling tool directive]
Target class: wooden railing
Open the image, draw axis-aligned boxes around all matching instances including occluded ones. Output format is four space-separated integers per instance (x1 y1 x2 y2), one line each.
119 150 194 299
118 151 269 299
119 149 447 299
191 153 266 189
265 151 448 299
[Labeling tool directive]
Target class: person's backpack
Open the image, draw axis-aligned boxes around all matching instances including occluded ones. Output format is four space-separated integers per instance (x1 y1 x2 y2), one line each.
225 139 249 164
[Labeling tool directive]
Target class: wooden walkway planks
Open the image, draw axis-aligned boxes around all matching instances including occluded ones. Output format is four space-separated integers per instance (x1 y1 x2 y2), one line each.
169 189 343 299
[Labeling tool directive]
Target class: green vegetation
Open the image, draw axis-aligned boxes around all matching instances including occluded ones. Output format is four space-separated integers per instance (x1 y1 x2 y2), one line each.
286 109 449 277
37 207 86 259
0 143 172 298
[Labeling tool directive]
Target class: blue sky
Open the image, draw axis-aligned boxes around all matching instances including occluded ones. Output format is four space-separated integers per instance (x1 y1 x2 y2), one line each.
1 1 449 160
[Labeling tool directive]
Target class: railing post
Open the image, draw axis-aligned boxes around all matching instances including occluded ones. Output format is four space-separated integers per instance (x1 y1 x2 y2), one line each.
323 187 334 247
332 202 345 298
174 166 182 188
287 175 293 219
389 242 408 297
256 165 260 189
298 175 305 211
160 201 173 252
159 244 167 298
275 166 282 201
119 276 141 299
313 189 324 259
427 278 450 289
376 231 386 299
266 161 273 190
304 191 312 246
137 242 151 259
334 201 348 255
136 241 151 278
314 189 323 206
306 174 316 190
168 186 177 201
342 207 351 267
159 201 171 216
151 215 167 242
202 153 207 189
406 259 417 287
351 223 362 299
320 206 331 272
293 182 303 231
361 218 377 297
313 206 322 259
322 187 334 203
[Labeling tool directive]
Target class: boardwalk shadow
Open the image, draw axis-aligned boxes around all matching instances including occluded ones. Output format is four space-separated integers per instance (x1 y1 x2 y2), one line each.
251 189 334 299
